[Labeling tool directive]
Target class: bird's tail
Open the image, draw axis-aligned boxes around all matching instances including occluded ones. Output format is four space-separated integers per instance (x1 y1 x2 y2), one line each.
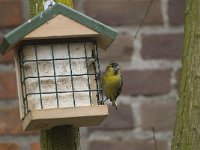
112 101 118 110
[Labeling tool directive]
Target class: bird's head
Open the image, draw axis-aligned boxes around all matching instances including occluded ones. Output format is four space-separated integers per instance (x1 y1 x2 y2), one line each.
109 63 120 75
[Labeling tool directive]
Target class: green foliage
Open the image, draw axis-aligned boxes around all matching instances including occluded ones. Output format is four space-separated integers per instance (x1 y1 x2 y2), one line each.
29 0 44 17
56 0 73 8
29 0 73 17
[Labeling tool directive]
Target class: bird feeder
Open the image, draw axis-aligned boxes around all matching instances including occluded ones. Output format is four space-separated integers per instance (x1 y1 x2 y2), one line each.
0 3 117 131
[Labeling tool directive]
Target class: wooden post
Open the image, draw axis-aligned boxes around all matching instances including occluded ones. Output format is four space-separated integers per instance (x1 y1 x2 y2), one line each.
171 0 200 150
40 125 80 150
29 1 80 150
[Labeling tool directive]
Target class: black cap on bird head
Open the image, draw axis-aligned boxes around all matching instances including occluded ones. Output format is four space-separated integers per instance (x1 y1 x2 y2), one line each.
110 63 120 74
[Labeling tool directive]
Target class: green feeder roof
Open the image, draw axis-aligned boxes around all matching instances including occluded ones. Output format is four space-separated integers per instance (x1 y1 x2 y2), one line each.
0 3 117 55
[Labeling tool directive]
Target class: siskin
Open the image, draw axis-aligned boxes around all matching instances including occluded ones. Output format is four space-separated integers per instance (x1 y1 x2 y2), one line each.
102 63 123 110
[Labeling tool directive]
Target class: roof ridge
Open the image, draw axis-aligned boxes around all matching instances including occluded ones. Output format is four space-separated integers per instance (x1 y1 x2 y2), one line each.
0 3 117 55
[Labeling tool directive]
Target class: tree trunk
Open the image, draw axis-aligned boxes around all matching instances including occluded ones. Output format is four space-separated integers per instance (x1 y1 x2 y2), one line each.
29 1 80 150
171 0 200 150
29 0 73 17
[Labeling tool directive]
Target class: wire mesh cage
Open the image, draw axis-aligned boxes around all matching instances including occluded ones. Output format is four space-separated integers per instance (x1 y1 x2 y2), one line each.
17 40 104 119
12 39 109 131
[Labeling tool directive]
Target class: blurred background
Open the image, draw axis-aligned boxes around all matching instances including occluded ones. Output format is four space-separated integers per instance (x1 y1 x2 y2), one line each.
0 0 183 150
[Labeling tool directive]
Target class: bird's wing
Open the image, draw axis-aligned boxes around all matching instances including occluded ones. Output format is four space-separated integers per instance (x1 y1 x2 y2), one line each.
116 76 123 98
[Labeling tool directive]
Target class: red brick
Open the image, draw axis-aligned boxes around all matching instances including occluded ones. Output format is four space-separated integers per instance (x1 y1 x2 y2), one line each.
168 0 184 26
89 104 134 130
0 106 39 135
83 0 163 26
0 143 20 150
0 72 17 100
31 143 40 150
140 100 177 131
89 140 168 150
0 0 23 27
73 0 80 9
0 51 14 64
0 35 3 46
141 34 183 60
122 70 171 96
0 34 14 63
0 106 23 134
99 32 134 63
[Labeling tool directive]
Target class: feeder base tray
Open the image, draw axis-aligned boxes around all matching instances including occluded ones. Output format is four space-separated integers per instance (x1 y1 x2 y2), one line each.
22 105 108 131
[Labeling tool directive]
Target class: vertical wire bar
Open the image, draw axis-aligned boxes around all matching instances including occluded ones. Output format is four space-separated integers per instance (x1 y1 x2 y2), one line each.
84 42 92 105
51 44 59 108
18 48 28 116
92 46 100 104
94 42 103 103
67 43 76 107
34 45 43 109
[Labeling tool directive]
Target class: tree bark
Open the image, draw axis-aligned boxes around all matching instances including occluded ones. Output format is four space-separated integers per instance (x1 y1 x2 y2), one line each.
171 0 200 150
29 1 80 150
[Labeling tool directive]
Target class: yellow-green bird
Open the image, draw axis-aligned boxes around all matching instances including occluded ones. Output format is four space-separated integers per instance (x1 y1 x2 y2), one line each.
102 63 123 110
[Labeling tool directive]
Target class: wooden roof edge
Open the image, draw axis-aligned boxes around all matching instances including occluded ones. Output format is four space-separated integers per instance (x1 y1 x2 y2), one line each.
0 3 117 55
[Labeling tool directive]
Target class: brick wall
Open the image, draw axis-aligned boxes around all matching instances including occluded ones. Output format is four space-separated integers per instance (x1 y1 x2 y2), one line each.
0 0 184 150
